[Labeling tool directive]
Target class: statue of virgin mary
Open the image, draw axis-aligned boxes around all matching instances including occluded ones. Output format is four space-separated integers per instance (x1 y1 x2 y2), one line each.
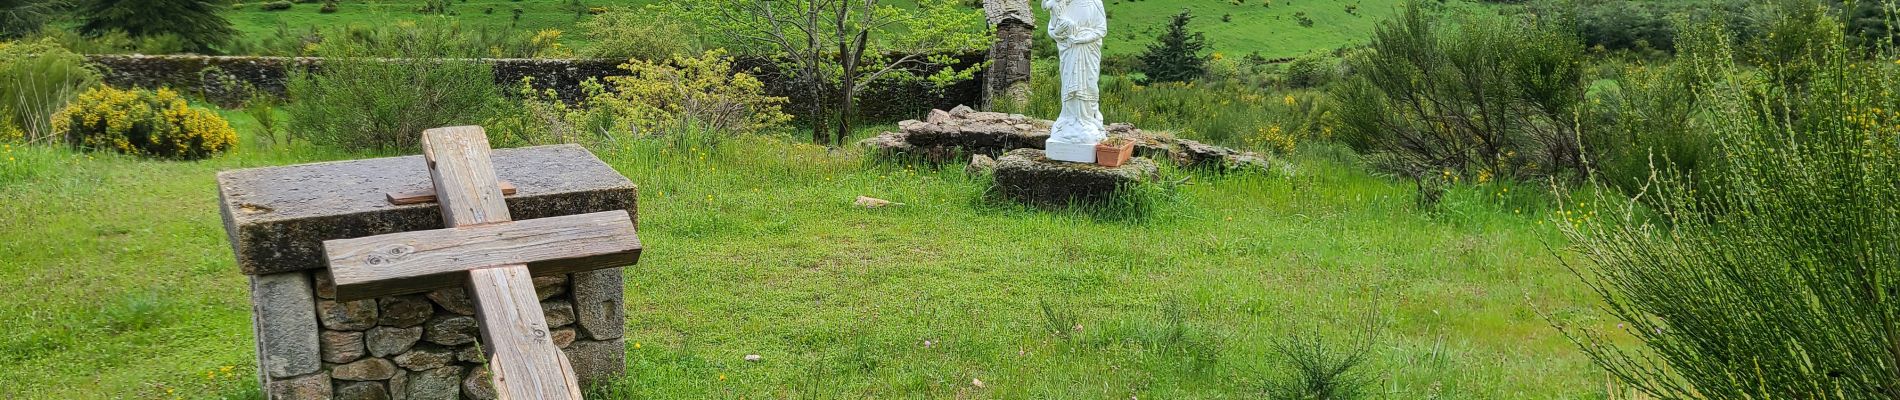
1042 0 1107 163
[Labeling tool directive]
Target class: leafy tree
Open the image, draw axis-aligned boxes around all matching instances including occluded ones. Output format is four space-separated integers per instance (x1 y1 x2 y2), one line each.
78 0 237 53
657 0 988 146
0 0 66 39
1137 10 1210 84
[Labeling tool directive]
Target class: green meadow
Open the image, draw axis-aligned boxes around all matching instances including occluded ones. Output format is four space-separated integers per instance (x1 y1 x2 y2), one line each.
223 0 1498 58
0 108 1611 397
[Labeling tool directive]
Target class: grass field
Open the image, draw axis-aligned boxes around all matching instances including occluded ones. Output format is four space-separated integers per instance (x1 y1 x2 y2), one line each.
0 107 1614 398
222 0 1500 59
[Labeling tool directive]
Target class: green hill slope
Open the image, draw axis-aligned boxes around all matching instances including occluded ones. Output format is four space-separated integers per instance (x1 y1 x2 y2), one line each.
224 0 1498 58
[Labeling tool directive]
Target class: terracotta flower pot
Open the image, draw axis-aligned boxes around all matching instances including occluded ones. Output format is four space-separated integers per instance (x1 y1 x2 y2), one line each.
1095 139 1135 167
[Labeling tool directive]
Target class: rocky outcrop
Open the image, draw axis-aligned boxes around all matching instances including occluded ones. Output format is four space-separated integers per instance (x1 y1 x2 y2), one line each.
991 148 1160 207
863 106 1274 173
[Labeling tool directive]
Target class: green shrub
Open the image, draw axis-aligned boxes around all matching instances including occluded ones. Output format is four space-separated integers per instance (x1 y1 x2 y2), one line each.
1333 4 1586 189
0 40 101 143
1558 3 1900 397
258 0 288 10
504 49 791 143
577 6 694 61
286 22 505 151
1280 52 1336 89
52 86 237 159
1580 60 1714 204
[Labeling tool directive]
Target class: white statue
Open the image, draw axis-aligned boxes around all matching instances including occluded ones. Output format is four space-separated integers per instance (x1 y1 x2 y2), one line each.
1043 0 1107 163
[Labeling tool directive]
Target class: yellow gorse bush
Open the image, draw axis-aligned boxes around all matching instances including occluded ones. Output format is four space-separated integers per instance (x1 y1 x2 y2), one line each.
52 86 236 159
592 49 792 136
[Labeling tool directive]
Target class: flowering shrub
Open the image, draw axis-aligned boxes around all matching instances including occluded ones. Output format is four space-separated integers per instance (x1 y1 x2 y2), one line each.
52 86 236 159
589 50 792 136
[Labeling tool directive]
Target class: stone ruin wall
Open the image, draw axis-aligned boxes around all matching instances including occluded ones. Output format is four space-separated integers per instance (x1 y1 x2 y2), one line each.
252 267 626 400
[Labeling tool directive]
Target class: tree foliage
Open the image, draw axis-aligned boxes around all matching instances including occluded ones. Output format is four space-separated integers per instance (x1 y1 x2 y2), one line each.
1332 4 1586 194
656 0 988 146
77 0 236 53
1137 10 1209 84
0 0 66 39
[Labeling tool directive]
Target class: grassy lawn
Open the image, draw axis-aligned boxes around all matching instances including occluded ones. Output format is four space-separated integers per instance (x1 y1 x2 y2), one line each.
0 108 1613 398
222 0 1499 59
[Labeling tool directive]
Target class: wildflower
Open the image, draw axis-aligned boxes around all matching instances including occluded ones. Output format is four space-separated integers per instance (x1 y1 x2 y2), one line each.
718 374 727 381
634 342 642 349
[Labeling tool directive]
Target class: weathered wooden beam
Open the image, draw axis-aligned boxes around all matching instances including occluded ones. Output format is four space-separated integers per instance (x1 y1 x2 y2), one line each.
423 126 585 399
386 181 518 205
321 210 640 301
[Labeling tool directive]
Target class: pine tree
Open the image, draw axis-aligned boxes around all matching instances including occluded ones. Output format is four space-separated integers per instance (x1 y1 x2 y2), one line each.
79 0 236 53
1137 10 1209 84
0 0 66 39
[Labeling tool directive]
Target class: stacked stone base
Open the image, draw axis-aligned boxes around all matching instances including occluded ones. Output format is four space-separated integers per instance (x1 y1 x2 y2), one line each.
991 148 1160 207
862 105 1276 173
254 268 626 400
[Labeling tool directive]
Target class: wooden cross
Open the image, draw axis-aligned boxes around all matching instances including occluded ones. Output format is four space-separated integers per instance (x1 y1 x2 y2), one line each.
319 126 641 399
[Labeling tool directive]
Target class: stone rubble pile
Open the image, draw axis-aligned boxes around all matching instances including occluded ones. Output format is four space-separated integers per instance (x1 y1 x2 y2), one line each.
861 105 1275 172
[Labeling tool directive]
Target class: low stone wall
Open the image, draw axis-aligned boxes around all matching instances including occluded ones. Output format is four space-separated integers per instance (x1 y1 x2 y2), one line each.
83 54 985 121
253 269 625 400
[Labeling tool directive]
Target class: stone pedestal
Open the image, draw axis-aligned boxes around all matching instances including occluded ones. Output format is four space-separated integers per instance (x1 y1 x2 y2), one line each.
218 144 636 399
991 148 1158 207
1044 141 1098 164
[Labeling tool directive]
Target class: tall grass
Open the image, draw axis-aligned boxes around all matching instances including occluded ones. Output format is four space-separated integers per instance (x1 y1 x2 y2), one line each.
1557 4 1900 397
0 40 99 144
997 60 1329 154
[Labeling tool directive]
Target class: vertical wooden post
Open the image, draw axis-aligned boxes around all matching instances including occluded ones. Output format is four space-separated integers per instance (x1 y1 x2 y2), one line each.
421 126 584 399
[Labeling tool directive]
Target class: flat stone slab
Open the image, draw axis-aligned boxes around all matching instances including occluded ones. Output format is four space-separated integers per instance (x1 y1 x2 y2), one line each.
992 148 1159 207
218 144 638 276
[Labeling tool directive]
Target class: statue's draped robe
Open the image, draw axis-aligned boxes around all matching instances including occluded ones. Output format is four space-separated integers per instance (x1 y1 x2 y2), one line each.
1045 0 1107 145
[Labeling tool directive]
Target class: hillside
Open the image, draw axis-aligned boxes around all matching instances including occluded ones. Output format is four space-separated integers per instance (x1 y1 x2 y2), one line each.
225 0 1500 58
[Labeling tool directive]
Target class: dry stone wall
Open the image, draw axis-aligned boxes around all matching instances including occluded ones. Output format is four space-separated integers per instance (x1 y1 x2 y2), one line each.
253 269 625 400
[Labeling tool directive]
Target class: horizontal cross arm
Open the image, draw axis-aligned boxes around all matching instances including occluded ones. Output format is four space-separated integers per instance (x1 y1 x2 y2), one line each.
323 210 641 300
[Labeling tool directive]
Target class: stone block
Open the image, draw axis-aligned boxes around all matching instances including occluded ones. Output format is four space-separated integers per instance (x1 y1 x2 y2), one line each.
333 380 389 400
365 326 423 358
318 298 378 331
425 287 475 316
992 148 1159 207
320 330 366 364
571 268 625 340
393 344 456 371
217 145 639 276
267 372 332 400
423 315 478 346
533 275 568 300
251 272 321 379
563 338 626 387
404 366 463 400
461 368 497 400
377 295 432 328
332 358 398 381
541 300 575 328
